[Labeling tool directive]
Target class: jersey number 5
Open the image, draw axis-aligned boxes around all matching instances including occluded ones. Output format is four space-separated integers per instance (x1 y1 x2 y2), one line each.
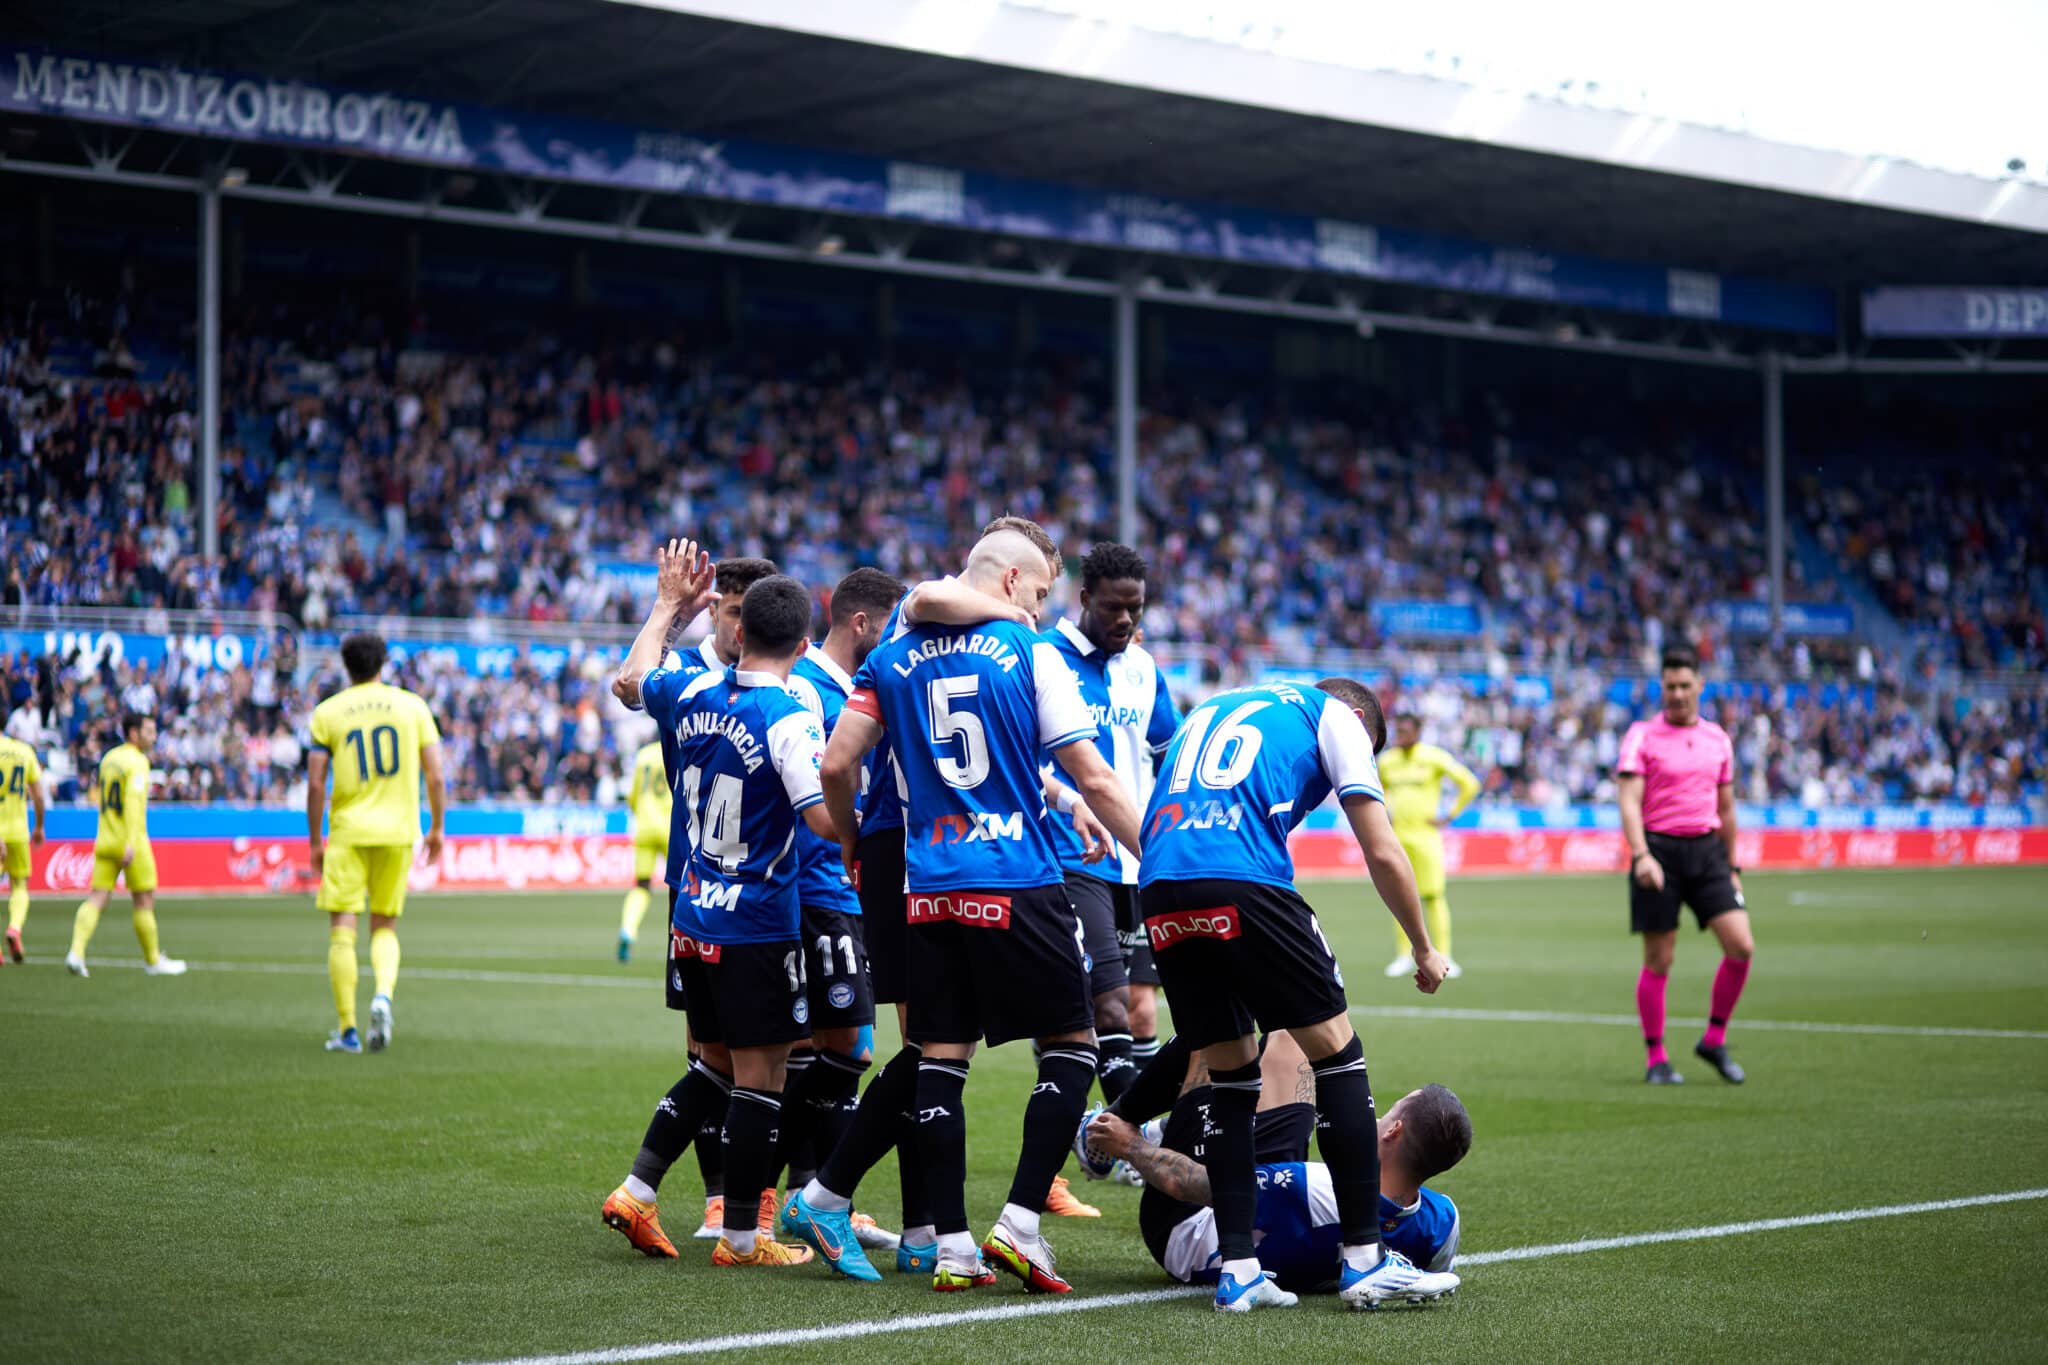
927 677 990 789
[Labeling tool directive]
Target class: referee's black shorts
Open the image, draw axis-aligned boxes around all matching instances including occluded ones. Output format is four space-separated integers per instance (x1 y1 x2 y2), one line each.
1631 831 1742 934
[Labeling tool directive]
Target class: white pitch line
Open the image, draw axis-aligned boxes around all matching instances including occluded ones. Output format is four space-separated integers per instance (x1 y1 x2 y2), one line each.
457 1187 2048 1365
1456 1187 2048 1266
22 955 641 990
26 956 2048 1039
1350 1003 2048 1042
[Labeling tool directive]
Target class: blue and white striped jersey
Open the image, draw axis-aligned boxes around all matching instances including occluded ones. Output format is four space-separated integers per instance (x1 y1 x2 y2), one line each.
855 736 902 840
1138 682 1383 890
640 663 826 945
787 650 862 916
1169 1163 1461 1288
1040 618 1180 885
849 617 1096 893
643 637 723 791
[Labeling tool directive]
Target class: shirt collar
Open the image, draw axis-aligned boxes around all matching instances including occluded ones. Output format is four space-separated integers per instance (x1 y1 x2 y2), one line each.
727 666 788 691
807 649 855 694
698 637 724 671
1057 616 1099 658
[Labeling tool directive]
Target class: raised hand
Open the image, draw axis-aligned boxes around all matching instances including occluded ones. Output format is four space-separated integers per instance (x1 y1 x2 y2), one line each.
656 538 716 618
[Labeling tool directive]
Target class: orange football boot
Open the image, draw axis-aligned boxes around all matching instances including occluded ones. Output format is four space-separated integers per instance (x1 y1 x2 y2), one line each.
713 1235 816 1267
1044 1175 1101 1218
602 1185 678 1259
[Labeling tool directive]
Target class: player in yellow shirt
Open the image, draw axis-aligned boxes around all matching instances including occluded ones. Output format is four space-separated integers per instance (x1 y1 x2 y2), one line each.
0 727 48 965
67 713 186 978
618 739 672 962
307 634 446 1055
1380 708 1482 980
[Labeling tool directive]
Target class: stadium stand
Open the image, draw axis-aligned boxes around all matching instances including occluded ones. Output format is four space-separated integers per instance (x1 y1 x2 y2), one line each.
5 272 2044 811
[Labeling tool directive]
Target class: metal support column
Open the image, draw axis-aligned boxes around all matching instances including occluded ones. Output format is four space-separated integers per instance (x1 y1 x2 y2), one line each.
1762 350 1785 642
1115 282 1138 547
199 170 222 562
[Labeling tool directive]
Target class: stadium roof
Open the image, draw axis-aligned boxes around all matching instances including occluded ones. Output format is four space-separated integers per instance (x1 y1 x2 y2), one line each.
9 0 2046 297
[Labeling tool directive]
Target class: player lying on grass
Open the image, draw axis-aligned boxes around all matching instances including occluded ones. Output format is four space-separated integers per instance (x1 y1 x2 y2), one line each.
1082 1031 1468 1304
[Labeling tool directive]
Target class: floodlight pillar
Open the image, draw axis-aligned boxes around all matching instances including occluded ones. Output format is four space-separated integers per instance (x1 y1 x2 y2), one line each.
1762 350 1785 642
199 169 222 564
1116 281 1138 548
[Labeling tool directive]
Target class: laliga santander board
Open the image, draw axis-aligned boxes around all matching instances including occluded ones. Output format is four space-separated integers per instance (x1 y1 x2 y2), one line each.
15 827 2048 896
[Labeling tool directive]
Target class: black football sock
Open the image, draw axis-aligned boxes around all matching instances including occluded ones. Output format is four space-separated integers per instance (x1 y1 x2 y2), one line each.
1131 1034 1161 1061
764 1049 816 1191
816 1042 918 1200
720 1087 783 1243
1095 1032 1135 1104
1310 1037 1381 1253
695 1107 726 1198
1107 1033 1190 1125
630 1057 731 1193
807 1049 868 1170
914 1057 972 1237
897 1111 931 1231
1205 1058 1263 1261
1008 1043 1098 1213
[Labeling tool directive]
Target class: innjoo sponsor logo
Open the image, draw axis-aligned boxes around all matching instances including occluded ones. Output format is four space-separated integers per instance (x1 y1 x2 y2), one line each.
1145 905 1241 949
905 893 1012 929
43 843 96 891
668 929 721 963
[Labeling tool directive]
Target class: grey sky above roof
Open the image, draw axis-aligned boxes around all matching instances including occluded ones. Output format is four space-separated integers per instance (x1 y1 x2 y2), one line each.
9 0 2046 289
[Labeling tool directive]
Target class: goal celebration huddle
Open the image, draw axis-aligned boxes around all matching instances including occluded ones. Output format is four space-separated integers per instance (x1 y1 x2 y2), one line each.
579 514 1490 1314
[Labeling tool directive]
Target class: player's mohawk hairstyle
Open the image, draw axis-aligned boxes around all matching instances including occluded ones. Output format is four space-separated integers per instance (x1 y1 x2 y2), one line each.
981 515 1062 579
1315 677 1386 753
1080 542 1148 590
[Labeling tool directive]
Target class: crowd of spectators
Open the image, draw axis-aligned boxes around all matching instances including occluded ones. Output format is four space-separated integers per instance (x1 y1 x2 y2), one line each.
1805 456 2047 672
5 287 2043 812
8 634 2042 814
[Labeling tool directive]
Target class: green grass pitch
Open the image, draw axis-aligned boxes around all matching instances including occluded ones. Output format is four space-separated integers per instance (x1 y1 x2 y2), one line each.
4 867 2046 1362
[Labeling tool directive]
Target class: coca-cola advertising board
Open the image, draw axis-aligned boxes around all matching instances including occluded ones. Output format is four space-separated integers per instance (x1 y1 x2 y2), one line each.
16 827 2048 896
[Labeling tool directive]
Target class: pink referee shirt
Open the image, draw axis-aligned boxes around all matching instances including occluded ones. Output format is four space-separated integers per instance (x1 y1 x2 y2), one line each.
1617 715 1733 837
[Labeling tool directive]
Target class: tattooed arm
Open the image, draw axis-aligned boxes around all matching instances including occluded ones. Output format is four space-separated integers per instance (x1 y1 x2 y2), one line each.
1120 1129 1213 1205
1084 1112 1213 1205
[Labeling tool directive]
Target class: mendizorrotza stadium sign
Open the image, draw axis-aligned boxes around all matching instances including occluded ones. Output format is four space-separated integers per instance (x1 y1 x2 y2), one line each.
2 45 1836 336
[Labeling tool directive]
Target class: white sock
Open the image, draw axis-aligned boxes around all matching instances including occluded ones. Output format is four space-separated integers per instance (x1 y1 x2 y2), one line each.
1342 1242 1382 1273
801 1178 851 1212
623 1176 657 1203
938 1230 977 1258
1222 1257 1263 1284
902 1223 937 1246
724 1226 757 1255
1000 1202 1041 1240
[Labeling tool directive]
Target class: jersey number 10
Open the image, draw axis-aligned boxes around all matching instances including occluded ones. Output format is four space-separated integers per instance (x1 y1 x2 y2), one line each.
345 725 402 781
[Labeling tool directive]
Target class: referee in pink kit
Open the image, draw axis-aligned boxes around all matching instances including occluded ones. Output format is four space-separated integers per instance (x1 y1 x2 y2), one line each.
1617 645 1753 1086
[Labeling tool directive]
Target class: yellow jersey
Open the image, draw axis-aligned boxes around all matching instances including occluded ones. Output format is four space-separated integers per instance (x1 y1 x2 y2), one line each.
311 682 442 846
1378 741 1482 833
94 742 153 853
0 734 43 841
628 741 673 843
